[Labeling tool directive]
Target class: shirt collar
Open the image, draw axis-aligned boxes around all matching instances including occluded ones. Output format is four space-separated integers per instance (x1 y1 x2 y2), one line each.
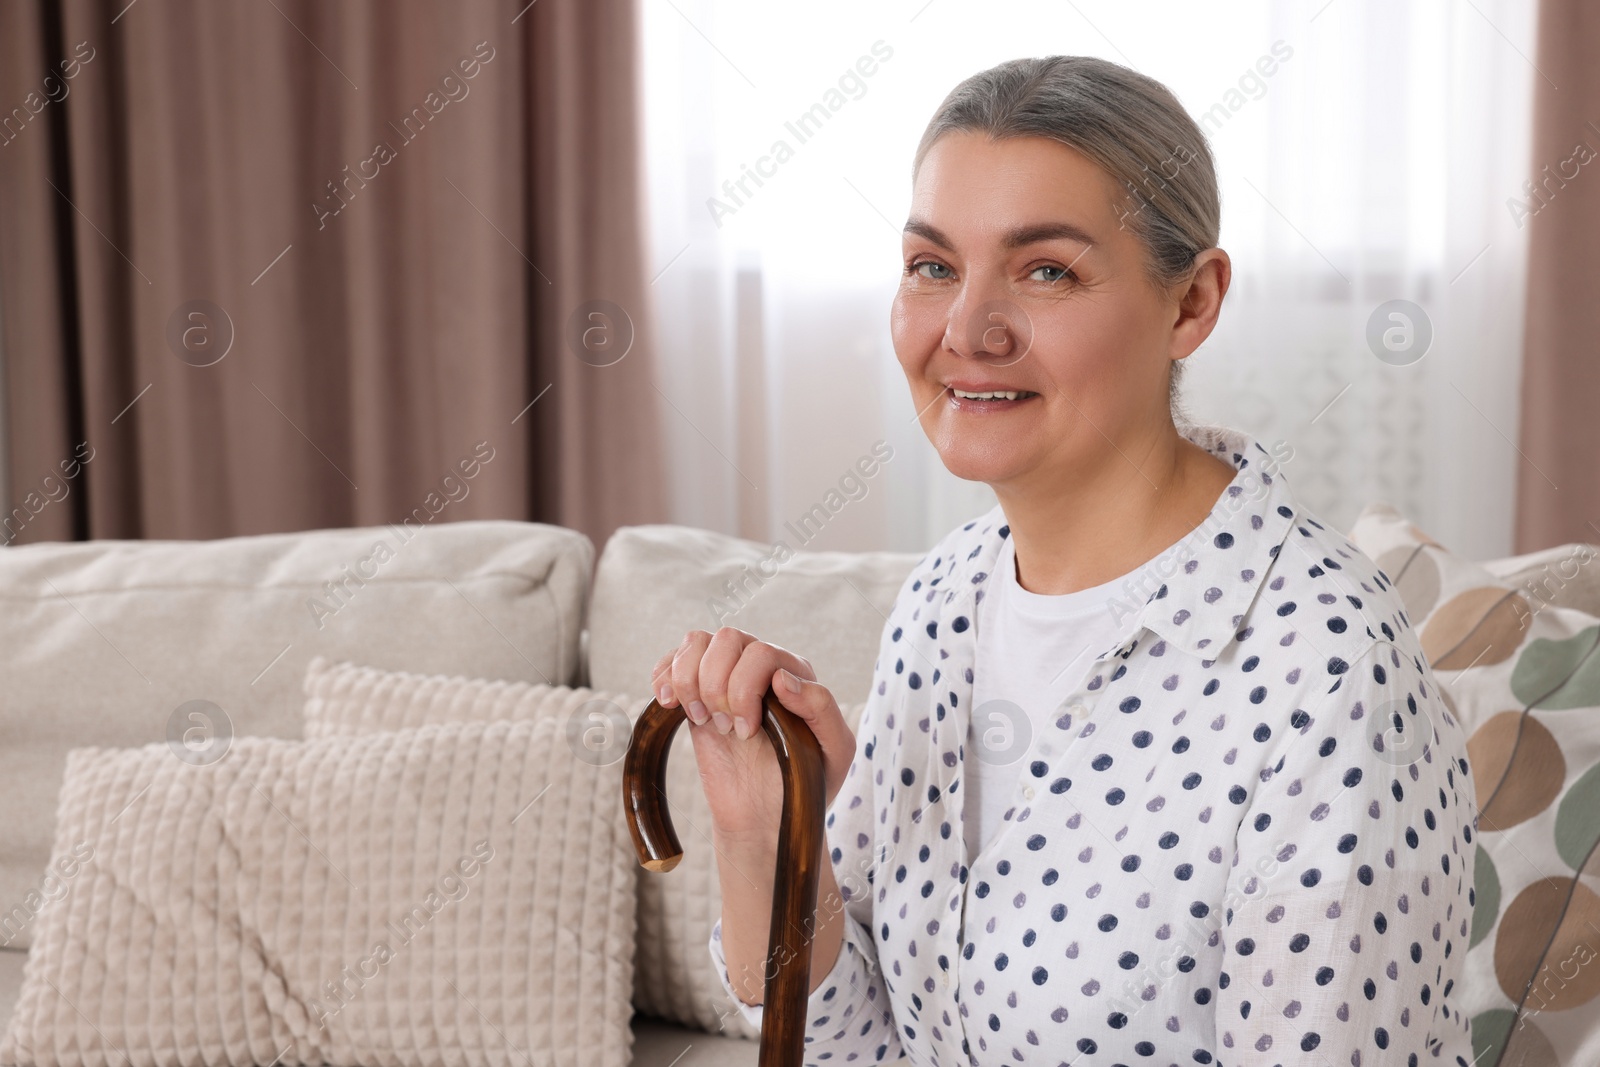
1101 424 1302 661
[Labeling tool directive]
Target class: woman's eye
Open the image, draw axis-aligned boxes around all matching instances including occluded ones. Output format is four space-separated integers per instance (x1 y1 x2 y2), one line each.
911 260 953 280
1031 264 1074 283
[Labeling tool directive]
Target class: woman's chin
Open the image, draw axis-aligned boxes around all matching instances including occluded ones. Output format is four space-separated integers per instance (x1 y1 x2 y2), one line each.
933 443 1030 486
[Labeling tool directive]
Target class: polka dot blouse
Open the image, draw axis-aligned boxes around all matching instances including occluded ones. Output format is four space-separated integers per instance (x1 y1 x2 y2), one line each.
710 422 1478 1067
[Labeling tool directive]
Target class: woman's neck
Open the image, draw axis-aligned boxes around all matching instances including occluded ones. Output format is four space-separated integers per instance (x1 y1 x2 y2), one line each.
994 425 1238 596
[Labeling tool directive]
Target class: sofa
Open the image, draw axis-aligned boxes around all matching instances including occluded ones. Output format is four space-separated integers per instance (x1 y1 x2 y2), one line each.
0 513 1597 1067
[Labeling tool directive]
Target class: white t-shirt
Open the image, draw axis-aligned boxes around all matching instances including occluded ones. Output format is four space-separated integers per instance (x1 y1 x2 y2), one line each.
965 534 1147 862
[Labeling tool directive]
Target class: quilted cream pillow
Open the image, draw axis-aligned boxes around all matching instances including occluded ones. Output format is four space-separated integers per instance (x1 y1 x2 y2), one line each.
0 718 635 1067
302 657 867 1040
1350 503 1600 1067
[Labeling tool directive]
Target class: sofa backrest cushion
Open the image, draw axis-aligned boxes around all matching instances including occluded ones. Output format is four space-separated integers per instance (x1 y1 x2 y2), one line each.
0 520 592 951
584 523 921 705
1481 541 1600 619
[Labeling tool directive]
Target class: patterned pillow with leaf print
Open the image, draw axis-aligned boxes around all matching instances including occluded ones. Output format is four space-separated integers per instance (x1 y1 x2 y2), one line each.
1349 502 1600 1067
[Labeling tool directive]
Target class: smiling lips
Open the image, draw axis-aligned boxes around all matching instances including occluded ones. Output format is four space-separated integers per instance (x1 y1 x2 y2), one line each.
946 384 1039 407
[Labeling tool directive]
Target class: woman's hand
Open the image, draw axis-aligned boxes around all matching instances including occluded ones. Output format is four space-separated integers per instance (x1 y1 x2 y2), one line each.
648 626 858 849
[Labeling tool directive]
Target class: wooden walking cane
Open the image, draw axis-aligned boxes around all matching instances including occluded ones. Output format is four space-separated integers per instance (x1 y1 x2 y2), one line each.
622 687 827 1067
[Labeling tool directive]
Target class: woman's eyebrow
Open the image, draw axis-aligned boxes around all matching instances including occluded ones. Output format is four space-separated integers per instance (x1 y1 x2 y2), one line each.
902 218 1099 251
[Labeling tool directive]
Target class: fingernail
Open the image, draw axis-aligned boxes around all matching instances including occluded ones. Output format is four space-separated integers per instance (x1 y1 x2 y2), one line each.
658 682 675 706
733 717 753 740
775 669 798 693
711 711 732 735
688 700 709 725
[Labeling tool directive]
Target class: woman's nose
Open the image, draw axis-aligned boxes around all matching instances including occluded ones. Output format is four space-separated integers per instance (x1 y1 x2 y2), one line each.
944 285 1034 368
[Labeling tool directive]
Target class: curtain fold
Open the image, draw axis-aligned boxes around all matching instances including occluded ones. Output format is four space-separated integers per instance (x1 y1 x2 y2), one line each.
0 0 665 550
1514 0 1600 552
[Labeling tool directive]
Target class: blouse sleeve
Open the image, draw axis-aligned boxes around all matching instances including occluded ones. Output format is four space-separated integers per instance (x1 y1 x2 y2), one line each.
1212 637 1477 1065
708 907 898 1059
703 558 922 1064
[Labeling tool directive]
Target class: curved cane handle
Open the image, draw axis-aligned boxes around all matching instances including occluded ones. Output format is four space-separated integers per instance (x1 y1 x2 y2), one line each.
622 688 826 1067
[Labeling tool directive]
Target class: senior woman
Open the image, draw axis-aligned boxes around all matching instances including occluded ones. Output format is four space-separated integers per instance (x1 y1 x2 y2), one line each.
652 55 1476 1067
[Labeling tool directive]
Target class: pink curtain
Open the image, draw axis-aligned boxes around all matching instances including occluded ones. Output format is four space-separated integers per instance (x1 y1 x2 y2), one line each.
1514 0 1600 551
0 0 665 551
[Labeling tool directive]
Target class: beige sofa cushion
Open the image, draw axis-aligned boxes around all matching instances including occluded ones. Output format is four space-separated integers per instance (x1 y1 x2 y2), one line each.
301 657 868 1041
0 520 591 951
584 523 919 704
1481 541 1600 619
0 952 21 1044
0 718 635 1067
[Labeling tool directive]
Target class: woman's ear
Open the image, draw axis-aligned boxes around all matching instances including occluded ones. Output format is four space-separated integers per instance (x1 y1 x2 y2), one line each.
1169 247 1231 360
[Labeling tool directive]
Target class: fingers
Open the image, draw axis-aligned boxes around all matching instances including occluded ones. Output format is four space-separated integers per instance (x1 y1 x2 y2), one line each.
769 667 856 803
665 630 712 723
723 639 813 739
695 627 751 734
649 646 679 706
652 628 820 742
665 627 756 728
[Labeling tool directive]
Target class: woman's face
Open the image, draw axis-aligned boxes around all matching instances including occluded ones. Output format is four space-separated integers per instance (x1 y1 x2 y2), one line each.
891 130 1205 489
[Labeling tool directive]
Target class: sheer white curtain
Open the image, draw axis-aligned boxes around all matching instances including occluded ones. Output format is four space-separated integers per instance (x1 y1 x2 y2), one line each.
642 0 1536 561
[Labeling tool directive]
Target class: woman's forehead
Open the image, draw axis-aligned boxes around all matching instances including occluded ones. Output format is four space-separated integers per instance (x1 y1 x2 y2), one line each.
910 133 1127 238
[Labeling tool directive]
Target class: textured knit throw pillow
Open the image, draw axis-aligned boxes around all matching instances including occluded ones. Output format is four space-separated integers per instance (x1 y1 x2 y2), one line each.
302 656 868 1041
0 718 636 1067
1350 502 1600 1067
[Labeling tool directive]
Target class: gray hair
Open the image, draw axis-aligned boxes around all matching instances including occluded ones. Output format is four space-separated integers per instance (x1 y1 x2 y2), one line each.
912 56 1221 421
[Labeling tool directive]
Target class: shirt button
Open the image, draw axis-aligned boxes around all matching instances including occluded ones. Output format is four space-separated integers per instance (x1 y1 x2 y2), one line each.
1068 703 1090 719
1023 785 1036 800
943 972 951 988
